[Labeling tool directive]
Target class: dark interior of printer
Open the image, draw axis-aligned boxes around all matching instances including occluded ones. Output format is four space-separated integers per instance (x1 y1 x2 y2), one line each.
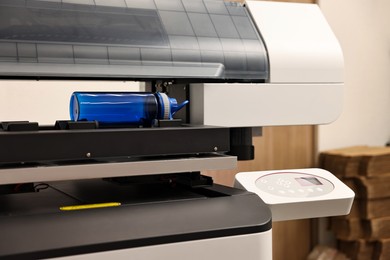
0 79 254 214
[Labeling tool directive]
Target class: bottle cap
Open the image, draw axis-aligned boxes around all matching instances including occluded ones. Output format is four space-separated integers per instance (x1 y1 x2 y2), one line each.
155 92 189 120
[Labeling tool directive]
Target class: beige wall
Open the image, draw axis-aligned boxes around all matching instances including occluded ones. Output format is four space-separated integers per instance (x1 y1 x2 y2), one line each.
319 0 390 151
0 81 141 124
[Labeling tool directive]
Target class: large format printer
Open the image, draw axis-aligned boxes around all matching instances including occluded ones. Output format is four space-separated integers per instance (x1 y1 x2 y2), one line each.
0 0 348 259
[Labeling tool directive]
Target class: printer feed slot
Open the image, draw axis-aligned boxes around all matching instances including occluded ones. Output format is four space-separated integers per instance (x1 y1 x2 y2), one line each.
0 175 233 205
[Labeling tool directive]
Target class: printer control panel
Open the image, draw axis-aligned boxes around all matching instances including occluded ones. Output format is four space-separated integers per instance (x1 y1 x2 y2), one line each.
255 172 334 198
235 168 355 221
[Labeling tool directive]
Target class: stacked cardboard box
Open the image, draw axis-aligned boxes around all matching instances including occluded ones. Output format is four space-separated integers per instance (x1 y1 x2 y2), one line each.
319 146 390 260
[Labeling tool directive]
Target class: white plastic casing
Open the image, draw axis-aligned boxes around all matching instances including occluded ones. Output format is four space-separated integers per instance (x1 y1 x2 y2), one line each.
190 1 344 127
54 232 272 260
234 169 355 221
190 83 342 127
246 1 344 83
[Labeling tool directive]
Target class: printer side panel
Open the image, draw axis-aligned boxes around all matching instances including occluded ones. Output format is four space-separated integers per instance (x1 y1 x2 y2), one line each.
246 0 344 84
190 1 344 127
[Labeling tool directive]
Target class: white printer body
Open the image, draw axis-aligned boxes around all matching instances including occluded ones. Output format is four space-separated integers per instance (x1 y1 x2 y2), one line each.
0 1 344 259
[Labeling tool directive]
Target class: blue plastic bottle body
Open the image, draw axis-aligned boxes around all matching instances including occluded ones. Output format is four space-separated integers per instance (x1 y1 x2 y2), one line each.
70 92 158 125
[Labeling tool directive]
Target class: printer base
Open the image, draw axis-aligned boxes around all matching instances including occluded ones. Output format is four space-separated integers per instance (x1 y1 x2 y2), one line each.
55 231 272 260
